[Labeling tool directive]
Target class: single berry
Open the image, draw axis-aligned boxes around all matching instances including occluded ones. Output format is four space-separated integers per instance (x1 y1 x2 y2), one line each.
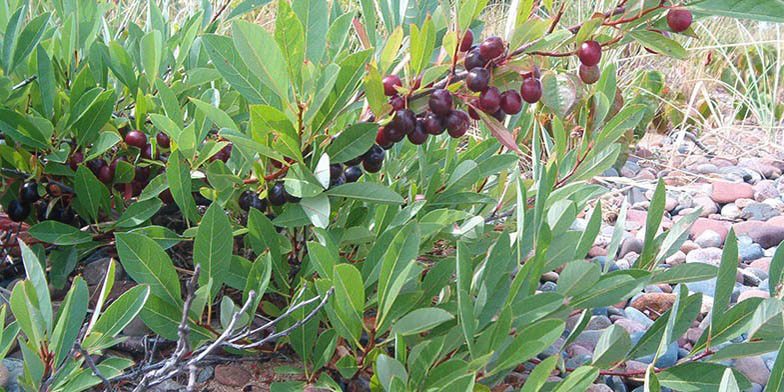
271 159 283 169
500 90 523 115
579 64 601 84
479 87 502 113
69 152 83 171
141 144 159 160
467 98 481 120
7 200 30 222
445 110 470 138
87 159 106 176
428 89 453 116
58 207 76 224
464 48 488 71
363 145 385 163
330 172 346 188
20 181 40 204
382 75 402 96
344 166 362 183
466 67 490 92
98 165 114 183
423 113 445 135
214 144 232 162
345 155 363 166
577 40 602 66
250 195 267 211
268 182 287 206
135 166 150 182
383 125 405 143
479 36 505 60
376 127 394 147
390 109 416 135
389 95 406 111
363 157 383 173
156 132 171 148
460 29 474 52
239 190 255 210
520 78 543 104
329 164 344 182
125 130 147 149
407 122 428 145
667 8 692 33
491 109 506 122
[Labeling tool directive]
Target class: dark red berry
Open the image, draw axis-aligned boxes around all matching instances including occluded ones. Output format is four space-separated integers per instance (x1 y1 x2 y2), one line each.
239 190 255 210
217 144 232 162
159 189 174 204
579 64 601 84
423 113 445 135
141 144 159 160
445 110 470 138
7 200 30 222
329 164 344 181
390 109 416 135
464 48 487 71
344 166 362 183
383 125 405 143
460 29 474 52
577 40 602 66
363 158 383 173
376 127 393 147
382 75 402 96
479 36 505 60
667 8 692 33
479 87 501 113
499 90 523 115
389 95 406 111
466 67 490 92
467 98 481 120
520 78 542 104
156 132 170 148
407 121 428 145
135 166 150 182
98 165 114 183
345 156 363 166
363 145 385 162
69 152 83 171
428 89 453 116
125 130 147 149
20 181 39 204
86 159 106 176
268 182 287 206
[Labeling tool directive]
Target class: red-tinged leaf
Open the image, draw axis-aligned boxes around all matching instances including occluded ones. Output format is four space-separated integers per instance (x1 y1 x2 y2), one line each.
478 111 521 153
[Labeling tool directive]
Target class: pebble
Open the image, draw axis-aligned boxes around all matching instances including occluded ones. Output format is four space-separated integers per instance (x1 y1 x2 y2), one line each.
690 218 731 241
711 181 755 204
624 307 654 328
540 281 557 292
695 230 723 248
693 196 718 216
214 364 251 387
754 180 780 201
0 362 7 388
82 257 124 286
614 318 647 334
630 293 676 319
587 384 613 392
619 238 644 258
197 366 214 383
685 247 723 265
734 356 770 385
2 359 22 392
586 315 612 331
741 202 781 221
737 289 770 302
747 225 784 248
721 203 742 220
749 258 772 273
666 251 686 266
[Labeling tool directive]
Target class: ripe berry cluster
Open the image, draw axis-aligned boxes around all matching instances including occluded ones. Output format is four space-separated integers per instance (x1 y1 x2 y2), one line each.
6 180 77 225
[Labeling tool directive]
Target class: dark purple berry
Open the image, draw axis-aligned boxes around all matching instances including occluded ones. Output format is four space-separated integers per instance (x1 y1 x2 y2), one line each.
428 89 453 116
520 78 542 104
479 87 501 113
500 90 523 115
87 159 106 176
156 132 170 148
491 109 505 122
445 110 470 138
98 165 114 183
344 166 362 183
460 30 474 52
423 113 445 135
389 95 406 111
268 182 287 206
7 200 30 222
390 109 416 135
464 48 487 71
382 75 402 96
667 8 692 33
577 40 602 66
407 122 428 145
125 130 147 149
20 181 39 204
579 64 601 84
479 36 505 60
466 67 490 92
141 144 158 160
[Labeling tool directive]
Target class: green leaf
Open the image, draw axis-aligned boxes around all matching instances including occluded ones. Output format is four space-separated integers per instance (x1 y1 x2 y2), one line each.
11 12 49 71
29 221 92 245
768 339 784 392
710 340 781 362
36 45 54 118
391 308 454 336
629 30 687 59
376 354 408 391
691 297 763 354
167 149 200 223
292 0 328 64
519 356 557 392
301 193 331 229
19 240 52 331
557 260 600 298
10 281 46 348
327 182 404 204
227 0 273 19
85 132 122 161
376 222 420 328
140 30 163 81
380 26 403 74
650 263 718 285
232 20 291 106
552 366 600 392
50 277 88 367
194 202 232 297
456 241 475 357
637 178 666 269
540 72 578 119
1 5 24 72
491 319 565 376
718 368 740 392
714 229 739 323
275 0 305 91
571 271 649 309
201 34 269 104
115 198 162 228
687 0 784 23
115 232 182 307
140 294 214 343
769 242 784 297
331 264 365 345
658 362 750 392
129 225 182 250
189 97 238 131
592 325 632 368
326 122 378 163
73 90 115 149
748 297 784 341
88 285 150 342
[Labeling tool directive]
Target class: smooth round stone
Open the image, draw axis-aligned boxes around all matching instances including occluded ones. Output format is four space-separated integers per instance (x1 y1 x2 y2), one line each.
759 279 770 291
721 203 742 219
695 230 723 248
624 307 654 328
742 202 781 221
593 307 609 316
604 376 628 392
602 168 620 177
565 354 593 369
739 242 765 262
540 281 557 292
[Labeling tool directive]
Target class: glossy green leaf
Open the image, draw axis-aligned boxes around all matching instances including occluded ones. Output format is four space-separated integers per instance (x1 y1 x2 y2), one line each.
115 232 182 307
29 221 92 245
194 202 232 296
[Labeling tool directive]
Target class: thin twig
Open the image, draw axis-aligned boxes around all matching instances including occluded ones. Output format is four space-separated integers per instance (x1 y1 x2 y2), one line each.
76 342 112 390
12 76 37 91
